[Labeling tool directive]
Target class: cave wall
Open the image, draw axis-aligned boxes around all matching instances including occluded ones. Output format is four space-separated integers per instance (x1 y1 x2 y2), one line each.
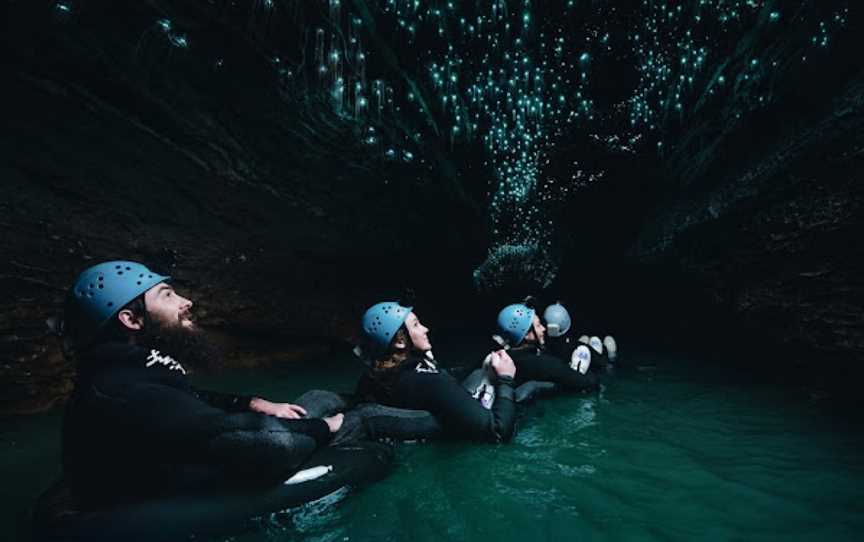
0 2 483 413
535 12 864 375
3 1 863 413
627 67 864 368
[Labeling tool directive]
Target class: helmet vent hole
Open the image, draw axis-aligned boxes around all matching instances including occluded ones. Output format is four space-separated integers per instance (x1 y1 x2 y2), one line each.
98 284 103 289
107 302 114 307
118 271 123 275
98 276 103 281
137 281 142 285
148 275 153 278
115 265 121 269
125 266 131 270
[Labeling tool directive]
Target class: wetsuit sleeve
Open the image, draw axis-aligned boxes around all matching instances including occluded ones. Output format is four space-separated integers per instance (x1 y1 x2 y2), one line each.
410 372 516 443
119 381 329 480
192 388 253 413
514 352 598 392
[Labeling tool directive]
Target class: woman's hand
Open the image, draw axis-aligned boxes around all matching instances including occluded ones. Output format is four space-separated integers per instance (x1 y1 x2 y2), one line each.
490 350 516 378
323 413 344 433
249 398 308 419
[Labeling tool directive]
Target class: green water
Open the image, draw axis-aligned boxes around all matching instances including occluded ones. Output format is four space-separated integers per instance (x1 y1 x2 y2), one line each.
3 346 863 541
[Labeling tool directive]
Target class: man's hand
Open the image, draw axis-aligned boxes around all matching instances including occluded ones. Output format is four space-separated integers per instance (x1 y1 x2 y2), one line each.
323 413 344 433
249 398 308 419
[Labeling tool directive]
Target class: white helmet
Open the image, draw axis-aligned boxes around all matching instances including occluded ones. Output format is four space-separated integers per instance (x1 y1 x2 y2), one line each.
543 302 571 337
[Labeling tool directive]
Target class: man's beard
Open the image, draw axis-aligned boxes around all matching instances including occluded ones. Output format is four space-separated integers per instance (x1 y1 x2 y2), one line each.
137 317 223 373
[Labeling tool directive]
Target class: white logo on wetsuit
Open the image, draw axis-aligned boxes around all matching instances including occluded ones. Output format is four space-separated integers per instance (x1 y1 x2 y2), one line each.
471 353 497 409
146 349 187 374
472 381 495 410
414 357 439 374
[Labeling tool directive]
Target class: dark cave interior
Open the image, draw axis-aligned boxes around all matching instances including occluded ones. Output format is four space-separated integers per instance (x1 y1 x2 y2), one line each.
2 0 862 413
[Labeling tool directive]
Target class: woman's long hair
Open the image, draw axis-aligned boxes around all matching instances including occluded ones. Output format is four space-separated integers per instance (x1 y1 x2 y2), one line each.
372 327 413 372
354 326 415 403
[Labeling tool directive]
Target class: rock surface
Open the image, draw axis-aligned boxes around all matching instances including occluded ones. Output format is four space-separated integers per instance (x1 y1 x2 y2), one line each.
1 2 482 413
626 70 864 371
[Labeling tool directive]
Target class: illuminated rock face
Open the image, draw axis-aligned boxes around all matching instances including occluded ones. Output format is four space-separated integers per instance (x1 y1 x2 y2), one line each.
352 1 851 291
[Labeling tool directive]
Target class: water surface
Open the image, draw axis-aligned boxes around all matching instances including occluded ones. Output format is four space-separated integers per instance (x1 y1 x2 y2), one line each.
3 344 863 541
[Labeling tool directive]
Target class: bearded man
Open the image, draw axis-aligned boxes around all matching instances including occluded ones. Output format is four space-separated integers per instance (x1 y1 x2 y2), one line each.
55 261 344 507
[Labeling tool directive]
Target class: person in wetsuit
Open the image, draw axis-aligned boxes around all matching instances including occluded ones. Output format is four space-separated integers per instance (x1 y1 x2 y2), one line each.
542 302 618 372
51 261 345 510
354 301 517 443
495 300 598 394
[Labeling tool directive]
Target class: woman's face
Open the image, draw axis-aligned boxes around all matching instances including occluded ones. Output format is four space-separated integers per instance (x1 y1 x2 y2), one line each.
404 312 432 352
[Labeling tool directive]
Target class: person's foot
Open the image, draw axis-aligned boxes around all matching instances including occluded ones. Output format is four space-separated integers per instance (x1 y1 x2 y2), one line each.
589 336 604 354
603 336 618 362
570 345 592 374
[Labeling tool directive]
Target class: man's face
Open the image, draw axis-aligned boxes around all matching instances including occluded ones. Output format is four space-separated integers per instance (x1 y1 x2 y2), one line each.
143 283 195 329
524 314 546 346
134 282 220 370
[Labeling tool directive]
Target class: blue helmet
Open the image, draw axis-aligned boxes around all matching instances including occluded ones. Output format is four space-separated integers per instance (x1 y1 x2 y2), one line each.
496 303 535 346
65 261 170 346
361 301 413 350
543 302 571 337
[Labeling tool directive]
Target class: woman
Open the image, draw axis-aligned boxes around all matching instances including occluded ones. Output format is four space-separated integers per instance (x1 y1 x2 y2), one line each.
354 301 517 443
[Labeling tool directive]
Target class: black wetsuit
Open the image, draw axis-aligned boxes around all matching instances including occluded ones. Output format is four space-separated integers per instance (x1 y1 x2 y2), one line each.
509 346 598 392
354 355 516 443
545 335 611 373
62 342 331 507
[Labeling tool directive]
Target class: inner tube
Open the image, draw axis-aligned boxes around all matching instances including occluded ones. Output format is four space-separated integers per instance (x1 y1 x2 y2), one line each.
513 380 558 403
32 441 394 542
461 368 557 405
295 389 443 443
